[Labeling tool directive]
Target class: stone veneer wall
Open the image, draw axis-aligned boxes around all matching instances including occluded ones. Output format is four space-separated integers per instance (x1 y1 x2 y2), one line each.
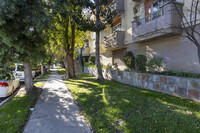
84 67 200 102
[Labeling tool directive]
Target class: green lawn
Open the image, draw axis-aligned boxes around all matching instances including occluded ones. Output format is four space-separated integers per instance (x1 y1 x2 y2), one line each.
66 73 200 133
0 94 35 133
34 71 51 82
0 71 50 133
57 68 66 75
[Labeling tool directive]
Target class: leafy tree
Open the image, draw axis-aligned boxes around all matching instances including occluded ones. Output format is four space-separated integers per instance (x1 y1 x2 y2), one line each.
0 39 16 80
74 0 117 81
48 0 85 78
0 0 50 93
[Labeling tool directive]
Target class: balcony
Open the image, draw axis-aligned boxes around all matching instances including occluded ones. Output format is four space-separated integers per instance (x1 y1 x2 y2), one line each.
132 0 140 2
108 0 124 14
132 1 183 43
103 31 125 51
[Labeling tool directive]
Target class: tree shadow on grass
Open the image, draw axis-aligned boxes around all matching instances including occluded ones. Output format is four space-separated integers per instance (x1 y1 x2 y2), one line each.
65 73 200 132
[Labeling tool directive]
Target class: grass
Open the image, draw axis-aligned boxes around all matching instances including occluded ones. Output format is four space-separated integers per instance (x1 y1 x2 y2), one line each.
0 71 51 133
66 73 200 133
0 94 36 133
34 71 51 82
34 82 45 87
57 68 66 75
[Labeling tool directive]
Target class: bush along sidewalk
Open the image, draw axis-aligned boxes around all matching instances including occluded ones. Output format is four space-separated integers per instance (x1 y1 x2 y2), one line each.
85 51 200 79
66 73 200 133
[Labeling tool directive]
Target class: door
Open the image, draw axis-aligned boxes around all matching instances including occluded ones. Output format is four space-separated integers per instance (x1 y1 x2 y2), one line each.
145 0 155 22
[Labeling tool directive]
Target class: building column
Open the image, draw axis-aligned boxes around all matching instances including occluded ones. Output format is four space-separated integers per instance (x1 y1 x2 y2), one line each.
121 15 126 31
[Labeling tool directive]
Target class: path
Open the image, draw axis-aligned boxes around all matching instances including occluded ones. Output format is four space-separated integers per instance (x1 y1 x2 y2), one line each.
24 69 91 133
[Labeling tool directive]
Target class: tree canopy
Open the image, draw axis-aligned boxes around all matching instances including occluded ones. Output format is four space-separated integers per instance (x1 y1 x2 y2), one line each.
0 0 51 92
0 0 50 63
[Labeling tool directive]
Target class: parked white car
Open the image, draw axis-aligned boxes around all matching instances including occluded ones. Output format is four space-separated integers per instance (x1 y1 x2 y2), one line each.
0 73 20 98
15 64 36 82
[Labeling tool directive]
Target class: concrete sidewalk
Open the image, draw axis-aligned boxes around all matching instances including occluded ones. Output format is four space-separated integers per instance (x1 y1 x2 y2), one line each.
24 70 91 133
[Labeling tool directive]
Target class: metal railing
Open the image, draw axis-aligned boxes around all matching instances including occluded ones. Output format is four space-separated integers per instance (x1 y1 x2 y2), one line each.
107 0 124 14
136 9 164 26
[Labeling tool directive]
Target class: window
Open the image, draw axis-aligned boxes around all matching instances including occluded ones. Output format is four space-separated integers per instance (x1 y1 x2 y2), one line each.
152 0 176 13
152 0 177 19
145 0 176 22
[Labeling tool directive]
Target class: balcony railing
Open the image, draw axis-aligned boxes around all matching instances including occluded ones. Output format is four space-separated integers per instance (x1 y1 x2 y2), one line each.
132 1 183 43
132 0 140 2
103 31 125 51
136 9 164 26
108 0 124 14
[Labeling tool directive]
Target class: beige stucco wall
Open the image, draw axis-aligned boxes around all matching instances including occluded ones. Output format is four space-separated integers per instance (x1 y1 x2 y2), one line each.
113 49 127 70
88 31 96 56
100 52 113 66
124 0 136 45
127 32 200 73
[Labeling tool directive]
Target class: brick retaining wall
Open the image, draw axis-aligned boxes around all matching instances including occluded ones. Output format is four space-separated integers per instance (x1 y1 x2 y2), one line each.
84 67 200 102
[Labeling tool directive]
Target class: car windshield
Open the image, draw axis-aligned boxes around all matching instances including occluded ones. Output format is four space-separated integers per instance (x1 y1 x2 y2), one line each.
17 65 24 71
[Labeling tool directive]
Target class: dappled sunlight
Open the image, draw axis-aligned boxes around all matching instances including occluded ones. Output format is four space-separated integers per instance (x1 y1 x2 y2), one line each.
157 99 200 119
16 94 26 98
0 94 35 132
102 87 109 105
123 99 130 103
24 71 91 133
66 73 200 132
140 90 151 94
34 82 45 87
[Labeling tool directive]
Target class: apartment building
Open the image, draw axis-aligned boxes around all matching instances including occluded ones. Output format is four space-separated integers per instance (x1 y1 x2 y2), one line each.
86 0 200 73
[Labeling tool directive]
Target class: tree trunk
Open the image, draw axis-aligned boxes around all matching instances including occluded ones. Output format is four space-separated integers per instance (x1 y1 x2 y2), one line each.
23 61 34 93
95 0 104 81
198 46 200 63
66 52 75 78
62 57 69 78
79 48 84 72
65 20 76 79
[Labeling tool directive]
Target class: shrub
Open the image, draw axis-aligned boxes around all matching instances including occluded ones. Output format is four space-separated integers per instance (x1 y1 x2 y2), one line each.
84 62 96 68
147 70 200 79
124 68 130 71
89 56 95 65
123 51 135 70
83 58 87 65
147 57 163 72
101 63 106 69
105 63 113 70
84 62 91 67
136 54 147 72
113 63 119 70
